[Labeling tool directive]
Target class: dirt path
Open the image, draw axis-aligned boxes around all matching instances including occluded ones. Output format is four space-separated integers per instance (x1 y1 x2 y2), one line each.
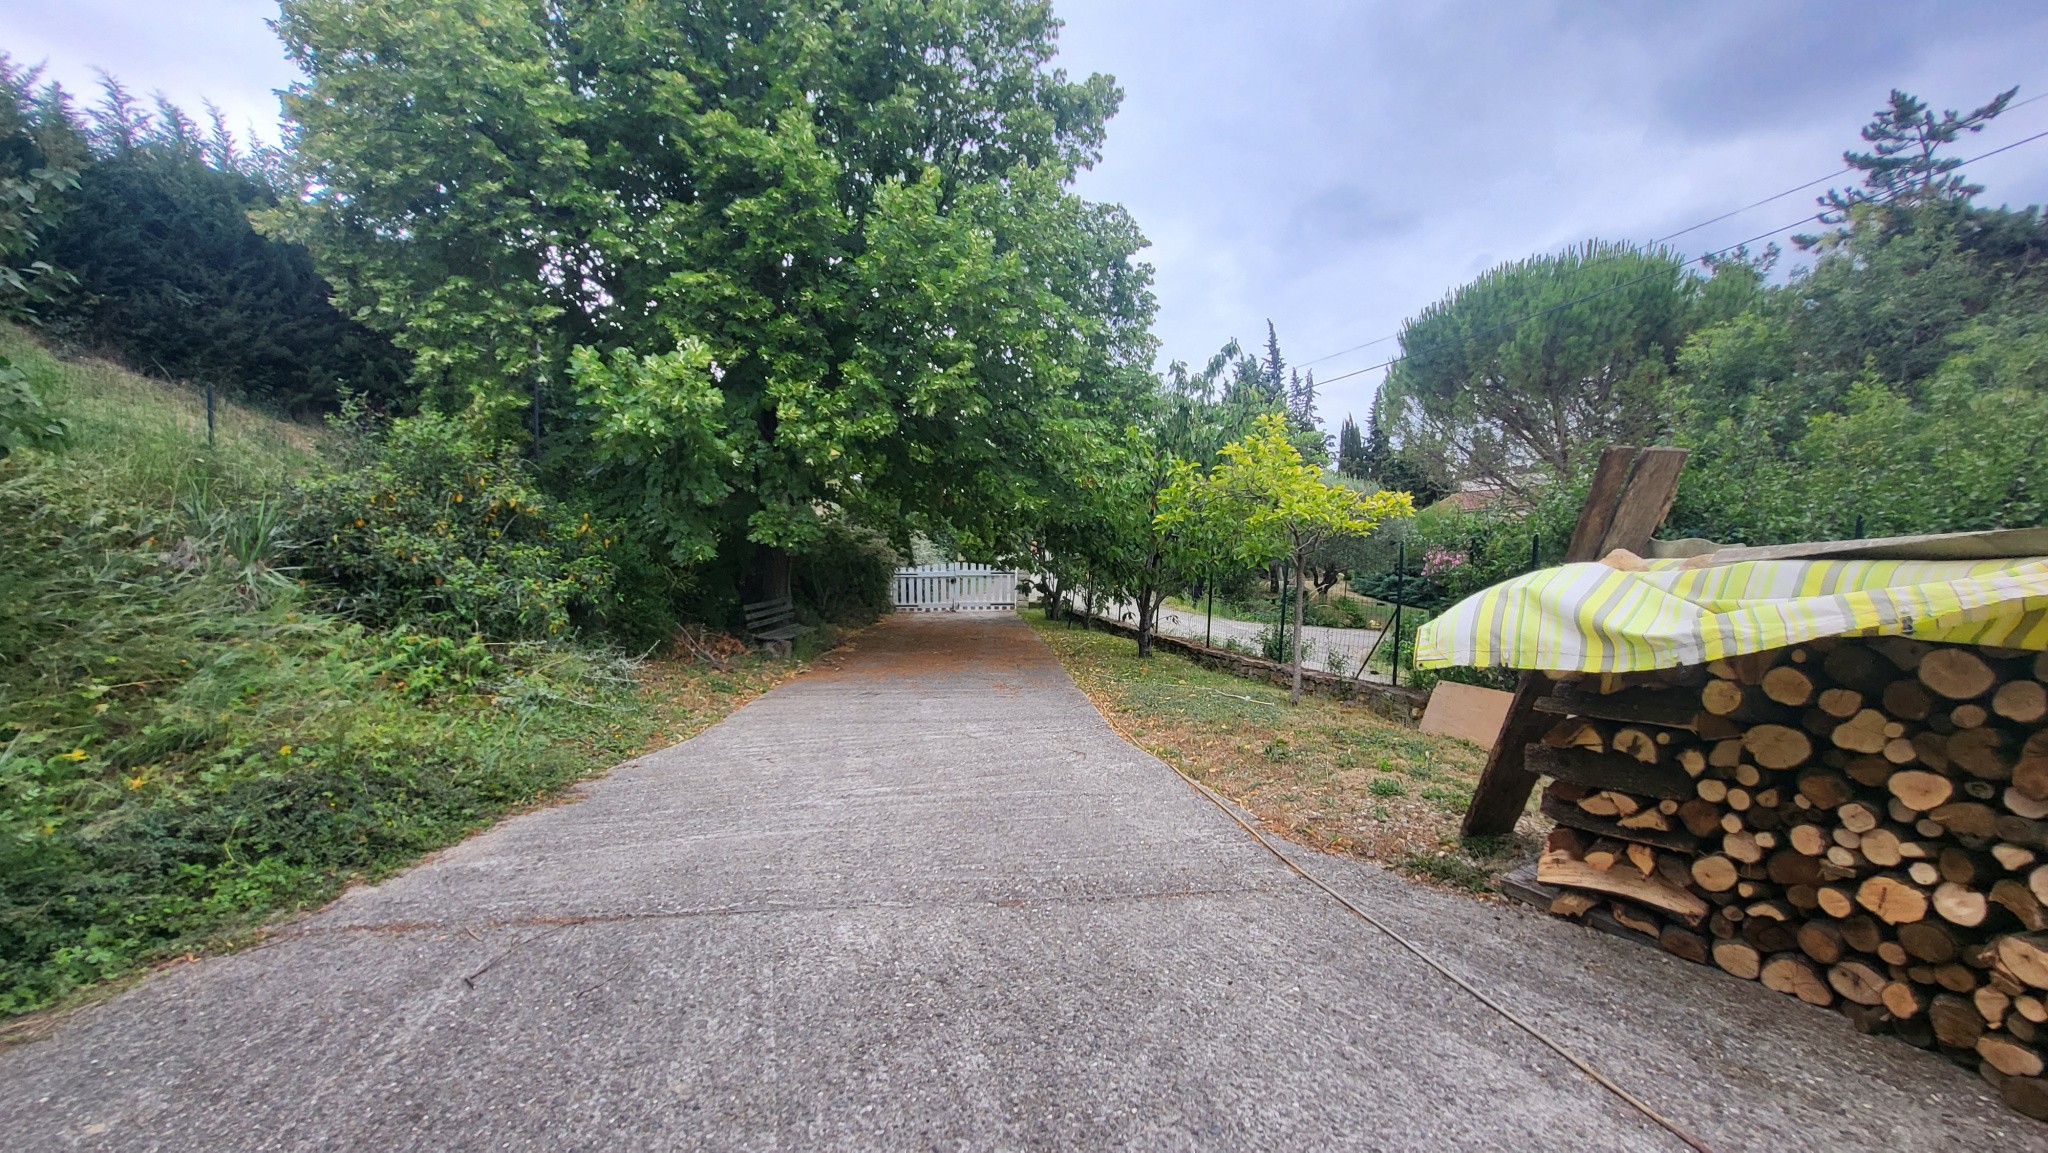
1 613 2038 1150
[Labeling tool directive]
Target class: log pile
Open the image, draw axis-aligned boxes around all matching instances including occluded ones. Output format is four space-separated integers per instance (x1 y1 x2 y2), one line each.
1518 638 2048 1119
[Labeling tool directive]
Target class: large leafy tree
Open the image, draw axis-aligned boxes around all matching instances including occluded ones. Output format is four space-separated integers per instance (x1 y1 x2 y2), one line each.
273 0 1156 592
1027 337 1263 655
0 59 84 321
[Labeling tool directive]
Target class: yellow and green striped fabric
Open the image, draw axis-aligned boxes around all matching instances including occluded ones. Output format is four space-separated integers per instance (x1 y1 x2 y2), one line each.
1414 556 2048 672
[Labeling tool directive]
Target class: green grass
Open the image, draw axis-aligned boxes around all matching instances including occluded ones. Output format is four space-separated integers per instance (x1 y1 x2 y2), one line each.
0 332 789 1019
1027 610 1538 891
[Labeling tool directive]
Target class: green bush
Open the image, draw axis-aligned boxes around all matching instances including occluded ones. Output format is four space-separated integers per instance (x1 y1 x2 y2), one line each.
792 522 900 625
0 352 676 1015
292 412 617 639
0 353 66 458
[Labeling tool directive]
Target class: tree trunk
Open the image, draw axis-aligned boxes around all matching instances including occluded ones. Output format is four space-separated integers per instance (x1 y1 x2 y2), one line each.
1136 580 1157 658
1290 545 1307 705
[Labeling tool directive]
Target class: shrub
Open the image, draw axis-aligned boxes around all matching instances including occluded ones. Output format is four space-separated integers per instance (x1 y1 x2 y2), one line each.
292 412 616 639
792 522 899 625
0 353 65 458
1256 621 1317 664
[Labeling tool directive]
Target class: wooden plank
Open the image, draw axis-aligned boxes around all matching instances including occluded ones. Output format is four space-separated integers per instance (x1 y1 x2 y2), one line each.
1539 790 1701 853
1596 447 1688 559
1524 744 1693 800
1562 445 1639 561
1533 690 1701 731
1537 850 1709 924
1500 864 1676 950
1689 526 2048 565
1417 681 1516 749
1462 446 1689 837
1497 862 1558 910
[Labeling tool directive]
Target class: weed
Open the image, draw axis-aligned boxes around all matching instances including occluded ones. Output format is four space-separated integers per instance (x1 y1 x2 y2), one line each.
1419 783 1472 813
0 332 788 1017
1024 608 1537 898
1397 851 1495 892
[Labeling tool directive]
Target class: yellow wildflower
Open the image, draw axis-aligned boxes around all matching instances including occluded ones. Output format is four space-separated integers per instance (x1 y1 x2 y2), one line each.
279 744 293 756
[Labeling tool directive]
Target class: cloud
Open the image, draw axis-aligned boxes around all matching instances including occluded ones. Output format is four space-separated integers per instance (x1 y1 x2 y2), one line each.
1054 0 2048 428
8 0 2048 435
0 1 295 146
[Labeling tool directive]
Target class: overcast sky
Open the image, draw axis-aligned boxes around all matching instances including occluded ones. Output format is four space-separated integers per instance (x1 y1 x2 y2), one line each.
8 1 2048 431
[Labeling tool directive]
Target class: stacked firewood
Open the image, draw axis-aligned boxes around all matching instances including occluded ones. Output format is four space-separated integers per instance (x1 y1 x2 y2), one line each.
1522 637 2048 1118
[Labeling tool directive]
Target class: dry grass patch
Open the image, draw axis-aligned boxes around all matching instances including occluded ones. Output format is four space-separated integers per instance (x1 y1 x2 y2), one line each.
1028 611 1542 893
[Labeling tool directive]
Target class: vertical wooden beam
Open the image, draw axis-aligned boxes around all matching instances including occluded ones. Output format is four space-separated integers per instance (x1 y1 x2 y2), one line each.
1459 446 1689 838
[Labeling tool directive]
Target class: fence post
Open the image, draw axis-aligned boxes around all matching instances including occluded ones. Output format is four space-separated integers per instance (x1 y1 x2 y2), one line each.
1529 530 1540 571
205 381 216 447
1390 540 1404 688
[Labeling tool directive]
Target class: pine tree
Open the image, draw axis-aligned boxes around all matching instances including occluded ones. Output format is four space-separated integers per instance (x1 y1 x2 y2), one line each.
1818 87 2016 221
34 75 409 409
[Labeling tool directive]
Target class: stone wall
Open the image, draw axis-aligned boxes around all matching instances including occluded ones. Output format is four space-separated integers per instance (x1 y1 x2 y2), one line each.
1070 613 1430 724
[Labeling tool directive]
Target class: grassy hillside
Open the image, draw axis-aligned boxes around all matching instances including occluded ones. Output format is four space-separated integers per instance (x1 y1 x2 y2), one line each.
0 332 793 1019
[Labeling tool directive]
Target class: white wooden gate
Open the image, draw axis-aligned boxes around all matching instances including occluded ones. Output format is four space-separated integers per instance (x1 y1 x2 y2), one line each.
892 563 1022 612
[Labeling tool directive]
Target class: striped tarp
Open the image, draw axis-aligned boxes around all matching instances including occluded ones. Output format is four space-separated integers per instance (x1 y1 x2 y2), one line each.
1414 556 2048 673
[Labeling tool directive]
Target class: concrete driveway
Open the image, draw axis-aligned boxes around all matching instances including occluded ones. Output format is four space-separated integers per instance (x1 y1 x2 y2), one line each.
1 613 2040 1150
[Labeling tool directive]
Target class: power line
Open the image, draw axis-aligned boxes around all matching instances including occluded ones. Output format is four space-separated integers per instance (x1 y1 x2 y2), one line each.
1651 89 2048 248
1301 124 2048 394
1295 88 2048 373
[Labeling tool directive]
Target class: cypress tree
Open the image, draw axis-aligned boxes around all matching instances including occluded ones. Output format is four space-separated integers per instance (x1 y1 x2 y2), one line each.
1337 414 1364 477
1361 392 1392 481
1262 319 1286 406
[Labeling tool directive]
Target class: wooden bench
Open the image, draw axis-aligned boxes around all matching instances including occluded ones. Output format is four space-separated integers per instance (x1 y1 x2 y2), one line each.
742 596 807 655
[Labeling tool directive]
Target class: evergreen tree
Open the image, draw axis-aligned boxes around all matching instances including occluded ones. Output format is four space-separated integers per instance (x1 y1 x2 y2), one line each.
1336 414 1364 477
1816 87 2016 223
36 76 408 409
1285 366 1326 462
1261 319 1287 406
1361 393 1392 480
1287 367 1319 429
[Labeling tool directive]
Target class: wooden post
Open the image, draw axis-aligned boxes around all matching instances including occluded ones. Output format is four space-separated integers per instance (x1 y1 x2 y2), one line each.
1458 446 1688 837
1391 540 1404 688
